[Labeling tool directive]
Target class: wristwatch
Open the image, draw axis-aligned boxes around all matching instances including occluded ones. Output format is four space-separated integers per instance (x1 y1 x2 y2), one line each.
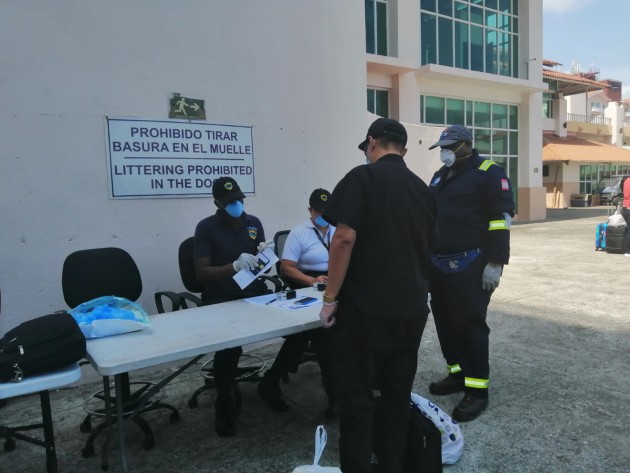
322 291 337 304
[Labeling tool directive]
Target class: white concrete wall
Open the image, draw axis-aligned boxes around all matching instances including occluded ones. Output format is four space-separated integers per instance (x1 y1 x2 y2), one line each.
0 0 366 331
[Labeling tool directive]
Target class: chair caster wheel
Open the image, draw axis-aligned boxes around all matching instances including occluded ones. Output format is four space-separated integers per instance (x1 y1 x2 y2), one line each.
4 438 16 451
82 445 95 458
80 419 92 433
170 412 181 423
188 398 198 408
143 438 155 450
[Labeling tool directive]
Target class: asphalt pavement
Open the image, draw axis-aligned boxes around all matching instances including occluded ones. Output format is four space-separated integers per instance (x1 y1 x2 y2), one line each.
1 207 629 473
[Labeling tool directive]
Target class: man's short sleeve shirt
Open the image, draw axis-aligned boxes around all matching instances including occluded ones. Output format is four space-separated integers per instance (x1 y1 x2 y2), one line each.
324 155 437 318
194 211 265 299
281 219 335 273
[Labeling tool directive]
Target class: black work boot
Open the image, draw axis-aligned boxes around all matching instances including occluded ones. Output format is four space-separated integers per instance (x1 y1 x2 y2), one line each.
452 394 488 422
257 373 289 412
428 374 465 395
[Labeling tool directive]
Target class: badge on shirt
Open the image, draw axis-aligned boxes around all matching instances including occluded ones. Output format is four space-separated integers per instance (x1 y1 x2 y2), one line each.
248 226 258 240
431 176 441 186
501 179 509 191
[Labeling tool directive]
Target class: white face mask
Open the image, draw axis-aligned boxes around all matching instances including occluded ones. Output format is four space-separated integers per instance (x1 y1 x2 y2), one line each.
440 149 456 167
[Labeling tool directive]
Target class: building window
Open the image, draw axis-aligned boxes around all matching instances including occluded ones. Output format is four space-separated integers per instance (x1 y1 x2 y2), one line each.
365 0 388 56
420 94 519 206
542 79 556 119
367 88 390 117
420 0 520 78
580 164 630 194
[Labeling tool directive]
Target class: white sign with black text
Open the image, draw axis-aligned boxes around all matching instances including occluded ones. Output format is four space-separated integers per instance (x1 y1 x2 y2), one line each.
106 117 255 198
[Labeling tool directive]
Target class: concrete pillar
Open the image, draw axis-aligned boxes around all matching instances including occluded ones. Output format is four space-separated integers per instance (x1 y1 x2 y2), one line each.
518 91 547 220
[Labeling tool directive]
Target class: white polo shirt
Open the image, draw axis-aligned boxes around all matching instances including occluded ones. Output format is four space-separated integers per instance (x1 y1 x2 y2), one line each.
281 219 336 272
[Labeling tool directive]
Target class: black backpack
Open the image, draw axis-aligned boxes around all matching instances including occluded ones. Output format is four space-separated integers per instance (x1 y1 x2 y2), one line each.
0 312 86 382
373 397 443 473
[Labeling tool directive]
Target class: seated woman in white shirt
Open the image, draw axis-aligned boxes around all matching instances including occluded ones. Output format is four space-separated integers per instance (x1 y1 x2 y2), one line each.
257 189 337 416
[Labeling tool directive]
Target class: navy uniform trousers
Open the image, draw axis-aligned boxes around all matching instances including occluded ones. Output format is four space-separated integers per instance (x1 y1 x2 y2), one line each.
429 253 492 397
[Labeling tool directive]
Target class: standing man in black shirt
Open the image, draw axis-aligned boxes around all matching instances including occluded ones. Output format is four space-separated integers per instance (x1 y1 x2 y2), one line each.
319 118 437 473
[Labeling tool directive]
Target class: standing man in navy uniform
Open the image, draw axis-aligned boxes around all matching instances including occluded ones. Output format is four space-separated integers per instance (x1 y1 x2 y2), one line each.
194 176 272 437
319 118 437 473
427 125 515 422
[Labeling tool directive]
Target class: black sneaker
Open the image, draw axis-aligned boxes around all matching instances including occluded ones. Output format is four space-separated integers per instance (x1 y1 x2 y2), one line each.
428 375 465 395
257 378 289 412
452 394 488 422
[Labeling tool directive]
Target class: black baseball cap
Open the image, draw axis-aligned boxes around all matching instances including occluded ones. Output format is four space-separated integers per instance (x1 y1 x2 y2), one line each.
358 118 408 151
309 188 331 211
212 176 245 206
428 124 473 150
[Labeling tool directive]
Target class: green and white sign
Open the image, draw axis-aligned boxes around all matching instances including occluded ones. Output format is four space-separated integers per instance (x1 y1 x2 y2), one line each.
169 93 206 120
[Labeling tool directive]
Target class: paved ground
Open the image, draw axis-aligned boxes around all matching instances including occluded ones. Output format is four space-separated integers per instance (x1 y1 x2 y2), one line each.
1 208 629 473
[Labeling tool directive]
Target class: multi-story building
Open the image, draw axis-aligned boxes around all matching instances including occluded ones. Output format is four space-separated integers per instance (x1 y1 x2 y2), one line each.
541 61 630 207
365 0 546 220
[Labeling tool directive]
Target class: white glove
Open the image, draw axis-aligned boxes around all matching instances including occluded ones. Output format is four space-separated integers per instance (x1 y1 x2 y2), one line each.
482 263 503 291
256 239 274 253
503 212 513 228
233 253 258 272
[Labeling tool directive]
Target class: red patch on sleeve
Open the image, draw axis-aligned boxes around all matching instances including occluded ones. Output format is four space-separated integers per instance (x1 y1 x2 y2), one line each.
501 179 509 191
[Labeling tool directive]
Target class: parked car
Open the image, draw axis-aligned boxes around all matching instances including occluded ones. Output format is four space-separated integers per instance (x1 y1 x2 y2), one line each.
595 175 629 205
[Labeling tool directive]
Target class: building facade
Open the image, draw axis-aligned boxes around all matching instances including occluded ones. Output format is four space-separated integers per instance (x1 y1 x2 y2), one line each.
365 0 546 220
542 62 630 207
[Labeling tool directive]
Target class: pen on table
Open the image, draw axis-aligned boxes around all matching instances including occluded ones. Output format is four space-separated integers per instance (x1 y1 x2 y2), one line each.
265 297 276 305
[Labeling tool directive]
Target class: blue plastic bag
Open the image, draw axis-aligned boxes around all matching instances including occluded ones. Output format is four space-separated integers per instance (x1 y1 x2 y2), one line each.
69 296 151 339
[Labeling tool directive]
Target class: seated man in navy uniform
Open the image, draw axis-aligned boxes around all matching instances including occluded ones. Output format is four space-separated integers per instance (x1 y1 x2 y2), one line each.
193 176 272 437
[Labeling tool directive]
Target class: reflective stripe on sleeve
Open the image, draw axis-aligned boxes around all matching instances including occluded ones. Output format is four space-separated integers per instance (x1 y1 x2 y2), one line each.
488 220 509 231
447 363 462 374
479 160 496 171
465 377 489 389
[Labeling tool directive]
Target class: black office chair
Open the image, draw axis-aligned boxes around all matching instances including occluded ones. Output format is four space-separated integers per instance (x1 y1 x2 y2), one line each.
273 230 292 290
62 247 180 458
154 237 280 409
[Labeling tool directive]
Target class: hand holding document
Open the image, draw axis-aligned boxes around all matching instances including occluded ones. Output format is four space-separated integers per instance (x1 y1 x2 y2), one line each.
233 248 279 289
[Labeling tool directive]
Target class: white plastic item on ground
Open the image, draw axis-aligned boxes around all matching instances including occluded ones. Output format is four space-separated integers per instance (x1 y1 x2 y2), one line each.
411 392 464 464
292 425 341 473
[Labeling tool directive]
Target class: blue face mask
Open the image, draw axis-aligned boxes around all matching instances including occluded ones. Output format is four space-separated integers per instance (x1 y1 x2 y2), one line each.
225 200 244 218
315 215 328 227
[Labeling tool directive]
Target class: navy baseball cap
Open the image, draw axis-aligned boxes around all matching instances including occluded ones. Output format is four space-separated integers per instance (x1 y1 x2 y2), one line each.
358 118 408 151
309 188 331 211
212 176 245 206
428 124 473 150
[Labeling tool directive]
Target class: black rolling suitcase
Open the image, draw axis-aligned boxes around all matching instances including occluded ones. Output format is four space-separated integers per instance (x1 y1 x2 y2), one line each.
605 225 625 254
373 398 442 473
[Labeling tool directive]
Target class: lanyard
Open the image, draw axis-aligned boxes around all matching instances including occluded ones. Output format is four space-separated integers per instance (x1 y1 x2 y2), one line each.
312 227 330 251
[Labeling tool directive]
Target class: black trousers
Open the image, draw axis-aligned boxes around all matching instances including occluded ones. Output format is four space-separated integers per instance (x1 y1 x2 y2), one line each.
429 253 492 397
202 289 269 413
263 328 334 397
329 298 426 473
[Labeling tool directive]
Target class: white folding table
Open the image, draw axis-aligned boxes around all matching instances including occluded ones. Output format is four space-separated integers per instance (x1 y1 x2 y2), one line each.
85 288 322 472
0 363 82 473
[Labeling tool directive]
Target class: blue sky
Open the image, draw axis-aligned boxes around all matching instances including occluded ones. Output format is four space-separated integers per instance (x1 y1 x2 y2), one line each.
543 0 630 98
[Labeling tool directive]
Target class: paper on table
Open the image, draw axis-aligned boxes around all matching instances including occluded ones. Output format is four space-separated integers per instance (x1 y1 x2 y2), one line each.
243 292 322 310
233 248 279 290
